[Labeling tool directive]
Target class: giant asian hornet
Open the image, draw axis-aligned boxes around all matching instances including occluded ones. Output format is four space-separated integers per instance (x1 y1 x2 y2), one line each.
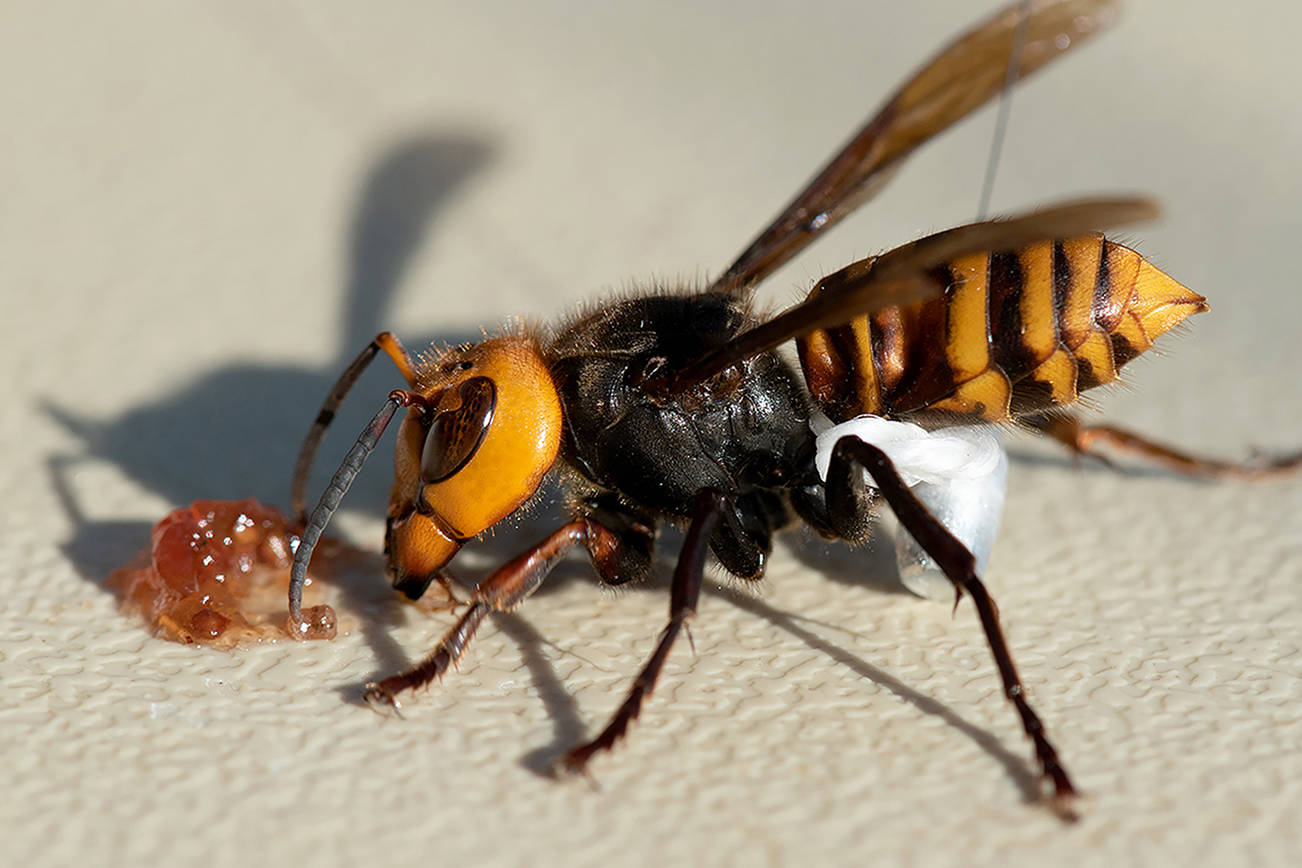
285 0 1299 818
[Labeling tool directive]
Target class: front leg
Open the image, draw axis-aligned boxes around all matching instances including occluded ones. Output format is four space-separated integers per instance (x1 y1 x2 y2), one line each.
366 515 636 707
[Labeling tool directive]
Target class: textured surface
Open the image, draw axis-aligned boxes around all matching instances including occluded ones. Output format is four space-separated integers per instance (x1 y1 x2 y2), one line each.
4 2 1301 866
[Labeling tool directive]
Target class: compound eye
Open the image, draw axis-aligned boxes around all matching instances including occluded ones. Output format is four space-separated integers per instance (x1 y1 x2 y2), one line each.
420 377 497 483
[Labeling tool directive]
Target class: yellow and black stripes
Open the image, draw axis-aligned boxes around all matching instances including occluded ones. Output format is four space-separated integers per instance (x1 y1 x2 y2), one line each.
796 235 1207 423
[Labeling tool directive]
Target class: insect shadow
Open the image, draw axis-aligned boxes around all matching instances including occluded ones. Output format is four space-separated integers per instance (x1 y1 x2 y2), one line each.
708 583 1043 804
498 540 1040 799
45 131 500 675
468 518 1031 787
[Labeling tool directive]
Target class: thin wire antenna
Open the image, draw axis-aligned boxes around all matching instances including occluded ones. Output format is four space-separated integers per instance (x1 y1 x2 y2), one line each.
976 0 1034 220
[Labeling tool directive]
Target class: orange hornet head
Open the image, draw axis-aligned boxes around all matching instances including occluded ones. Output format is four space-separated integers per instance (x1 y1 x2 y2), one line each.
385 336 564 598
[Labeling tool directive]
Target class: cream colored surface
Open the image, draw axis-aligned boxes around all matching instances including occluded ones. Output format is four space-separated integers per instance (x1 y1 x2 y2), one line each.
4 2 1300 866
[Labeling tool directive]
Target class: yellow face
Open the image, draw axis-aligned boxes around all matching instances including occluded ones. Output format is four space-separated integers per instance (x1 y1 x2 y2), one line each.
385 336 563 589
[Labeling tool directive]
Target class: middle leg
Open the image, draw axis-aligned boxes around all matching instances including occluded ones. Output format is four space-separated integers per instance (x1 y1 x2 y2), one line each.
559 488 727 774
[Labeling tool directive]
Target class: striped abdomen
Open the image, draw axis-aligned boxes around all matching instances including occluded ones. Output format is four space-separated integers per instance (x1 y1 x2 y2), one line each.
797 235 1207 423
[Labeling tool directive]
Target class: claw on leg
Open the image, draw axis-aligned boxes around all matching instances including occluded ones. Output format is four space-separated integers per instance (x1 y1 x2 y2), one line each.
363 683 404 717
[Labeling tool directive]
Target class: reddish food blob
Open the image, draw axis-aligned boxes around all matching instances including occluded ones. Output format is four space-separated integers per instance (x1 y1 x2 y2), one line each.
108 499 337 647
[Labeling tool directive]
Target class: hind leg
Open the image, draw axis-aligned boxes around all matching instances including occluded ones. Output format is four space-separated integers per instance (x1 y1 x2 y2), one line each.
828 437 1078 819
1030 413 1301 480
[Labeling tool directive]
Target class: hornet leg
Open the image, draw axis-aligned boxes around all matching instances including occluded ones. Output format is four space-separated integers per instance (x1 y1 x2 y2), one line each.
1031 413 1301 480
829 437 1078 820
365 516 630 707
559 488 726 774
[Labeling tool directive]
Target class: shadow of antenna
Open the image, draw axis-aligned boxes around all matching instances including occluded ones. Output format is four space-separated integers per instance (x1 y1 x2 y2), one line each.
46 129 499 666
340 133 497 364
47 131 497 508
